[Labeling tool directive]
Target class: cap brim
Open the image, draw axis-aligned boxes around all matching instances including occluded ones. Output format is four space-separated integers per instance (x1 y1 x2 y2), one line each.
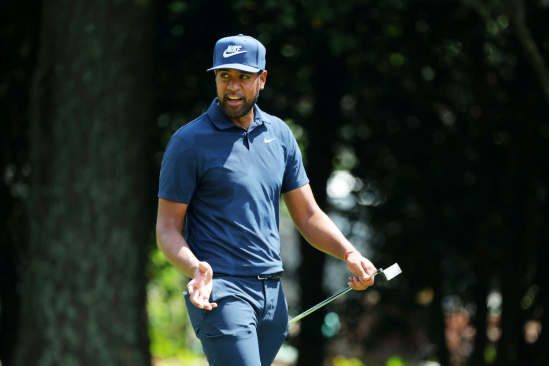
207 63 261 73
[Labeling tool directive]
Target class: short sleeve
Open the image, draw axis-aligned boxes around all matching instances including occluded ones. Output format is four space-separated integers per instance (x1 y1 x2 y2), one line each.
158 134 199 204
281 128 309 193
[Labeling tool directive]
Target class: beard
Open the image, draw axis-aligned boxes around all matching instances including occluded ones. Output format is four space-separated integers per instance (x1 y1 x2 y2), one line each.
218 80 260 120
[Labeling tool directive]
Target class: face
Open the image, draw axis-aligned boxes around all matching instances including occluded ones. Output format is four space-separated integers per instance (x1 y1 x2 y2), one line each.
215 69 267 120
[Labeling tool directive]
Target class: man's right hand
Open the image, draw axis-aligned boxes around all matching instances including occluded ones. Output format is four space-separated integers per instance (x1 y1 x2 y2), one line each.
187 261 218 310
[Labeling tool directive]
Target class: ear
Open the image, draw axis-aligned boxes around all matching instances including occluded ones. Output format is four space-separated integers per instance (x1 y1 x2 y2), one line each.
259 70 268 90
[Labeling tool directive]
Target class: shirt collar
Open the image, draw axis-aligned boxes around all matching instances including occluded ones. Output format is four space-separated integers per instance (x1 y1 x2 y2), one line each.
207 98 268 130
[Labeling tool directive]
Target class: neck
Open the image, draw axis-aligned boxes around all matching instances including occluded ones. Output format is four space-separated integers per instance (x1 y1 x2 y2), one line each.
217 101 256 130
229 108 254 130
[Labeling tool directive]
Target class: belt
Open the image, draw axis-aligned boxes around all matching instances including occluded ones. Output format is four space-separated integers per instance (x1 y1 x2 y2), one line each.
214 272 284 281
256 272 284 280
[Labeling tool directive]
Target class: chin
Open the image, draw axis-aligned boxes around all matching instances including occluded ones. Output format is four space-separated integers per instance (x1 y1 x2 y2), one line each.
220 101 251 119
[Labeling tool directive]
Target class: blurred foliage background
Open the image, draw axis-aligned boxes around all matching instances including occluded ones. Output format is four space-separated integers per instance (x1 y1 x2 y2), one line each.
1 0 549 365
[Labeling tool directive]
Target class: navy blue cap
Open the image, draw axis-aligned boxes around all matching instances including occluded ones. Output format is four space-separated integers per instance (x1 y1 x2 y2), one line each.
207 34 266 73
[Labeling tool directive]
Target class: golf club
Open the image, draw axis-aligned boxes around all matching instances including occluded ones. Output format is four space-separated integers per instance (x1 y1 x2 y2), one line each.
288 263 402 325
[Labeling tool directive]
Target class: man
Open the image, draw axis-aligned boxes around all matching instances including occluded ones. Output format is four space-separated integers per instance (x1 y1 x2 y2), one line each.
156 34 377 366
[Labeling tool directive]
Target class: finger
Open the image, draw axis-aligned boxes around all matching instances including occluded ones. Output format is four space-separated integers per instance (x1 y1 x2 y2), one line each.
202 296 217 310
348 276 360 290
204 302 218 311
357 275 373 291
355 278 373 291
355 266 370 282
191 290 203 309
360 269 374 286
191 295 202 309
362 260 377 276
187 282 194 295
349 282 362 291
202 295 212 310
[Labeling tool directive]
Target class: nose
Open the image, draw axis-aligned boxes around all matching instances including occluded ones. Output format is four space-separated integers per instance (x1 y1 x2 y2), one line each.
226 79 240 91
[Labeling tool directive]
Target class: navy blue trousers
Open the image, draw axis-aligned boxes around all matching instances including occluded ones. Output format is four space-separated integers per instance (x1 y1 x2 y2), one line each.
185 276 289 365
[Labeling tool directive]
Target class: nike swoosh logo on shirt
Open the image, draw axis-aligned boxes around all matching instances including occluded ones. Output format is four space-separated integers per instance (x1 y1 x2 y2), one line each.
223 50 247 58
264 137 276 143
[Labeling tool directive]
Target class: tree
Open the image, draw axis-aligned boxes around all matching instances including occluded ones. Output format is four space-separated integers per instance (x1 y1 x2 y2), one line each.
1 2 40 365
13 1 154 365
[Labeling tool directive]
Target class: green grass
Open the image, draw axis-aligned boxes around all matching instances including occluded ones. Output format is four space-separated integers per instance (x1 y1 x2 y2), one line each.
147 247 206 363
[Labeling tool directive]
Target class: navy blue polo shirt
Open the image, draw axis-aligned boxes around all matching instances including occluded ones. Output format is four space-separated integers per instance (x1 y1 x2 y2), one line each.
158 98 309 276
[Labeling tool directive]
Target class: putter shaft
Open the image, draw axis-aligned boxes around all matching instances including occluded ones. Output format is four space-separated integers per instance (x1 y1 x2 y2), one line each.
289 270 382 325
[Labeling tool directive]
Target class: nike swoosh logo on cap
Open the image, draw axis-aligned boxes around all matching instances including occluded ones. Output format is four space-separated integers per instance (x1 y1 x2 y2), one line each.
223 50 247 58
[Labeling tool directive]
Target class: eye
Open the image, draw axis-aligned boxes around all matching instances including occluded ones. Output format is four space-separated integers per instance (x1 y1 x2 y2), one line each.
220 73 229 78
240 74 249 80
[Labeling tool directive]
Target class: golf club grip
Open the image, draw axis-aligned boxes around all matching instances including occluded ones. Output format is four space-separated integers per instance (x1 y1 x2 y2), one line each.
288 269 382 325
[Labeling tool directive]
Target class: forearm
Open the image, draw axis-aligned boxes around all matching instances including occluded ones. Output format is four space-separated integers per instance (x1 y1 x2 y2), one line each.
295 208 357 260
156 228 200 278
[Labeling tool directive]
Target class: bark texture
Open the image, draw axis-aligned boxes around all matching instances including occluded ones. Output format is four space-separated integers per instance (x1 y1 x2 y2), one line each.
14 1 154 365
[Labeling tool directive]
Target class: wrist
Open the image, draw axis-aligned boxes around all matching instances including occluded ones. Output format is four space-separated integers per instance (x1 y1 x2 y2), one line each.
189 260 201 279
344 250 359 261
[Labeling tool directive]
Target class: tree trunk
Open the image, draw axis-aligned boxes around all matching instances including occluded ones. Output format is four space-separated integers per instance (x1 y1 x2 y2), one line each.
431 279 450 366
0 183 21 366
495 104 539 366
0 2 39 365
296 34 344 366
532 215 549 365
14 1 154 365
470 242 489 366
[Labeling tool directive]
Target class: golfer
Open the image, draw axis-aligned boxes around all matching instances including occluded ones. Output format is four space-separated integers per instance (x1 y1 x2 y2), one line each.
156 34 377 365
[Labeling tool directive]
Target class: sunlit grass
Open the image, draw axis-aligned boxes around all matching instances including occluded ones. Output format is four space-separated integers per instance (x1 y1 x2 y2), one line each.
147 247 206 364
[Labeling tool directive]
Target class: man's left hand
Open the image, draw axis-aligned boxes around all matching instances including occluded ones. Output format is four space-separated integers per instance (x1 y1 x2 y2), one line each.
345 252 377 291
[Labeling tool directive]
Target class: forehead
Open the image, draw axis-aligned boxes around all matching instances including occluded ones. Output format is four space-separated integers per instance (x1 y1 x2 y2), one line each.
217 69 255 76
